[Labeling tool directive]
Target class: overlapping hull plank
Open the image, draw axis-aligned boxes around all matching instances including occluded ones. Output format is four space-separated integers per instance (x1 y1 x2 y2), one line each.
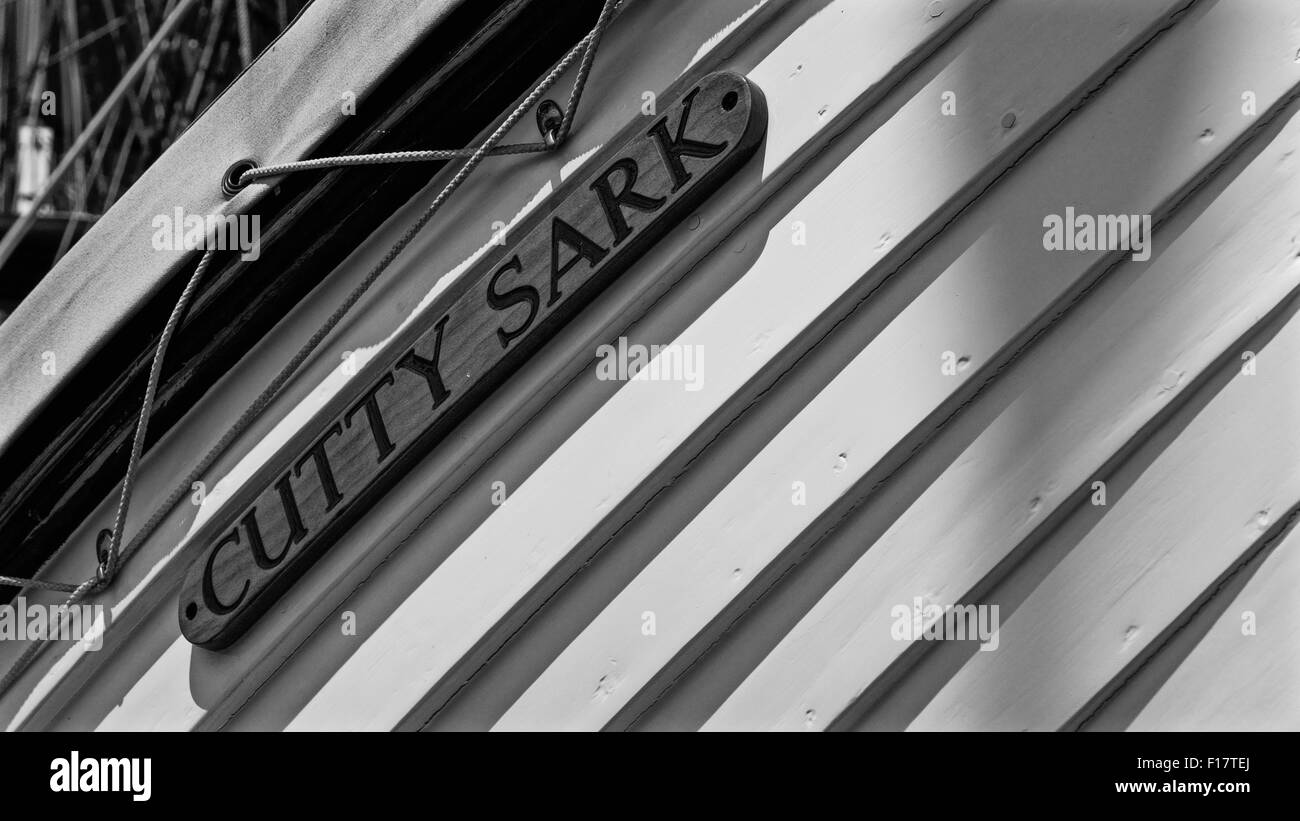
1128 526 1300 732
909 292 1300 730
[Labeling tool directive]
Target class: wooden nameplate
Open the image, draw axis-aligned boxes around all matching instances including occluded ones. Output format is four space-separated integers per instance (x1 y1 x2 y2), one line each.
179 70 767 648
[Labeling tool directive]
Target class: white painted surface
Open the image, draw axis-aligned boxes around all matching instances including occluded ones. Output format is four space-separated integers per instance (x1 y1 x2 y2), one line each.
1130 526 1300 731
6 0 1297 733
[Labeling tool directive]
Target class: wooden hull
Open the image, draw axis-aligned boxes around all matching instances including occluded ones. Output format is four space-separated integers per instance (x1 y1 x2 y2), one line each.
2 0 1298 731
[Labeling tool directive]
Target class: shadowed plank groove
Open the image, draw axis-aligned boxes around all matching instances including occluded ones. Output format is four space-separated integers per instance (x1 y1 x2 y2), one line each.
287 0 1196 731
908 280 1300 730
1128 523 1300 731
708 103 1300 733
501 0 1300 731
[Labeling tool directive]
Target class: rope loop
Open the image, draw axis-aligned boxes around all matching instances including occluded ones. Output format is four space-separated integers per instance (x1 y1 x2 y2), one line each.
0 0 624 702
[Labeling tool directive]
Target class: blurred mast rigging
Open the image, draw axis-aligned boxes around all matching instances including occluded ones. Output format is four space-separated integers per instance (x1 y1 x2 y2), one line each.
0 0 308 320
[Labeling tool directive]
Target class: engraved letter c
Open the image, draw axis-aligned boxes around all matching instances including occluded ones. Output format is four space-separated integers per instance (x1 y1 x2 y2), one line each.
202 527 250 616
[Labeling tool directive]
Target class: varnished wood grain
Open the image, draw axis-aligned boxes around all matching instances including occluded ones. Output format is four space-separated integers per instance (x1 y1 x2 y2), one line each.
179 70 767 648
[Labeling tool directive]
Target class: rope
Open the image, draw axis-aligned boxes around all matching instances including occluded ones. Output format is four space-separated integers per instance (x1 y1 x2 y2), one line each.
237 142 552 184
234 0 622 187
0 575 81 594
0 0 622 701
0 246 215 696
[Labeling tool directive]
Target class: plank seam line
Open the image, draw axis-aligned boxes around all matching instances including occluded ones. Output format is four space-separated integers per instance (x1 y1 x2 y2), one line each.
614 0 1209 731
1066 288 1300 731
852 71 1300 611
829 255 1300 730
1072 492 1300 732
827 266 1300 732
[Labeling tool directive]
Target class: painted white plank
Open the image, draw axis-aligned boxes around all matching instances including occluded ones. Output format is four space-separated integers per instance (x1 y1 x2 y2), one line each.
709 113 1300 732
907 278 1300 731
1129 525 1300 731
289 0 1195 730
749 0 988 178
501 0 1300 731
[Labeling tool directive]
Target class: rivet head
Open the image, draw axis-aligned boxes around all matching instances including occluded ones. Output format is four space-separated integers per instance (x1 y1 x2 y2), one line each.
1001 111 1017 129
926 1 944 18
